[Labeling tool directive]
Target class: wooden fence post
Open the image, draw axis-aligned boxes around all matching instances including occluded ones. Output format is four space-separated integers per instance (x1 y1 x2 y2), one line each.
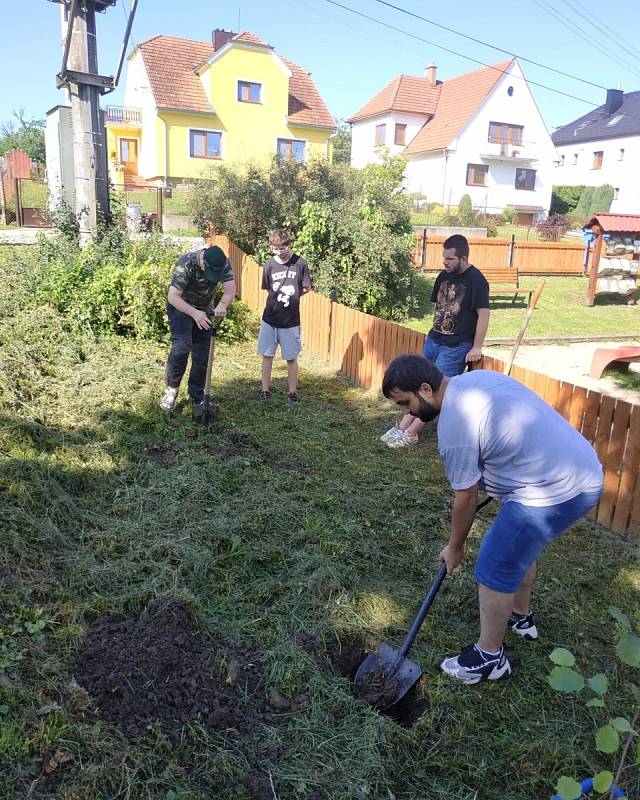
327 288 337 357
15 178 23 227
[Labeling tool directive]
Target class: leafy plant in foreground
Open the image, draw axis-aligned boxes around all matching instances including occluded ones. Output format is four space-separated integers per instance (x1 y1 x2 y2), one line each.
547 608 640 799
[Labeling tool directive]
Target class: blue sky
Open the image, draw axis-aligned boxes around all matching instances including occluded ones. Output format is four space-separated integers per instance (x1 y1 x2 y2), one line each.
1 0 639 132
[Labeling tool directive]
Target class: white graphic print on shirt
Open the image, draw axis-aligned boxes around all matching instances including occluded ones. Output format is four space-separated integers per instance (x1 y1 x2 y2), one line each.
272 270 298 308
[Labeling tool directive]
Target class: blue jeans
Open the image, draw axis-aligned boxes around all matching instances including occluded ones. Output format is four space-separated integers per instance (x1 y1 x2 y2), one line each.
165 304 213 403
422 335 473 377
475 488 603 593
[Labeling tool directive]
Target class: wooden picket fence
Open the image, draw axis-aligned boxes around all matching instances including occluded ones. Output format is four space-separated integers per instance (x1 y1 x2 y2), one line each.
414 233 587 275
213 234 640 538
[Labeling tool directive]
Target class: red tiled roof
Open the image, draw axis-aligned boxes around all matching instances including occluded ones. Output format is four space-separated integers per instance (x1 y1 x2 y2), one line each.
135 34 335 128
138 35 214 112
233 31 270 46
347 74 440 122
281 57 336 128
405 60 514 155
585 213 640 233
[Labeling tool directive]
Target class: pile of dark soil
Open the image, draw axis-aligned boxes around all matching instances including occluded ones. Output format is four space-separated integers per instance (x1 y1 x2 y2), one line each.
74 598 279 741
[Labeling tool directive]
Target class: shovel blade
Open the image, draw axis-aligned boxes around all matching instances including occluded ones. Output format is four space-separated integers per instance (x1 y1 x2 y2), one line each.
354 641 422 710
192 399 219 425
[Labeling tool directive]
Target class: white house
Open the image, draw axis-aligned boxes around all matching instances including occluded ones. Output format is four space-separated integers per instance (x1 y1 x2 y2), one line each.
348 59 558 225
551 89 640 215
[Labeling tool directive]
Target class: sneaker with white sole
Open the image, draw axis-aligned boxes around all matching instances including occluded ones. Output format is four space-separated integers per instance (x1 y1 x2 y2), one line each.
387 432 419 448
159 387 179 412
508 612 538 640
441 643 512 685
379 426 402 443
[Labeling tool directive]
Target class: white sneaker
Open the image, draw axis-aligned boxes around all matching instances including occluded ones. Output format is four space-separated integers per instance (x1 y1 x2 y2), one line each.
441 644 512 685
387 433 419 448
380 426 402 443
159 387 179 412
508 612 538 640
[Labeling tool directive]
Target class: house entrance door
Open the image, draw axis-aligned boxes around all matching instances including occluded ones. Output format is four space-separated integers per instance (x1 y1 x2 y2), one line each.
119 138 138 178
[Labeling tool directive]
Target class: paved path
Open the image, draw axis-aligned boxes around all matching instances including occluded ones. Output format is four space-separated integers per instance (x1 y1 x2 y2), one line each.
0 228 204 248
487 340 640 404
0 228 52 244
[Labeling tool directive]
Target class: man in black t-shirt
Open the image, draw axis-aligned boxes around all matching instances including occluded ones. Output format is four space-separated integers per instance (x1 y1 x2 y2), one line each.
381 234 490 447
257 229 312 404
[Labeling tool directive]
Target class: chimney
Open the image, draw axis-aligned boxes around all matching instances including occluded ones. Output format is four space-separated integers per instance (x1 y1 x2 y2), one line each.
424 64 437 85
605 88 624 115
212 29 236 50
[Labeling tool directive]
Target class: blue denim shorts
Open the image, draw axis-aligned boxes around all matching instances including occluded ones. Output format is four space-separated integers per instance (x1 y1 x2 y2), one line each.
422 336 472 377
474 489 603 593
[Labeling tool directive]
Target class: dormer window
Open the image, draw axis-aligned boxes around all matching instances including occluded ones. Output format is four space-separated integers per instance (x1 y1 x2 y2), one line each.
238 81 261 103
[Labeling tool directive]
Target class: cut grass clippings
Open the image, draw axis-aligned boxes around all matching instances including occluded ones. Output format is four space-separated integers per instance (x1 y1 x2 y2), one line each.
405 272 640 340
1 245 639 799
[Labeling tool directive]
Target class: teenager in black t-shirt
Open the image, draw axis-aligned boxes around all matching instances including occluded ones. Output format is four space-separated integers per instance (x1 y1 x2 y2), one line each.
257 229 312 404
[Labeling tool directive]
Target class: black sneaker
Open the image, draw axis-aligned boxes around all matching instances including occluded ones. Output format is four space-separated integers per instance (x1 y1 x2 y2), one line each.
441 644 512 685
508 612 538 640
259 390 271 401
287 392 300 404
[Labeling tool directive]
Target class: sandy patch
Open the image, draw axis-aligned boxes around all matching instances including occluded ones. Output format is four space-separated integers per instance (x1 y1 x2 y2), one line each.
486 340 640 405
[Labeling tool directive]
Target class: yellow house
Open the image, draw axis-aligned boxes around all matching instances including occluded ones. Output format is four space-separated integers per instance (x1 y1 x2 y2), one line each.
105 29 336 187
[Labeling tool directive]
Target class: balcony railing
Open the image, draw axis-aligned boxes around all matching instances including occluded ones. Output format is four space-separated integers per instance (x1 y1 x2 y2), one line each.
104 106 142 125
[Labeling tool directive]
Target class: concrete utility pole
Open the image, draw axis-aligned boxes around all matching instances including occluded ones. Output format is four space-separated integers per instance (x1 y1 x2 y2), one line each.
65 2 109 243
52 0 138 244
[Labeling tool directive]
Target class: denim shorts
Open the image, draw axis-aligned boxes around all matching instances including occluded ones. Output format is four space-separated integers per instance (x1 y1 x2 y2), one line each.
474 488 603 593
422 336 472 377
257 321 301 360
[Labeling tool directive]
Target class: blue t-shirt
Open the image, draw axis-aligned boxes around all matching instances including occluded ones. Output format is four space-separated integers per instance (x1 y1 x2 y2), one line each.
437 370 603 506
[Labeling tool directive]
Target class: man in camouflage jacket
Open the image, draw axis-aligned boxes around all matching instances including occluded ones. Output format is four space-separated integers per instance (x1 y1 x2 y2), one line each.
159 246 236 412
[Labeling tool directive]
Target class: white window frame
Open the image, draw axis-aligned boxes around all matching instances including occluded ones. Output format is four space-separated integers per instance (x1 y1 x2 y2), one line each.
188 128 224 160
275 137 307 164
236 79 263 104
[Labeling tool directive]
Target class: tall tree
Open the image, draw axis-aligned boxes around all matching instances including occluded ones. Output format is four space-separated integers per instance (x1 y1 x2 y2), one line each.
0 110 46 164
332 121 352 165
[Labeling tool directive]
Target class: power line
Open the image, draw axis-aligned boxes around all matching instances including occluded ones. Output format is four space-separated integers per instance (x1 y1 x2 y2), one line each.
559 0 640 67
321 0 640 127
531 0 640 80
371 0 608 91
323 0 599 106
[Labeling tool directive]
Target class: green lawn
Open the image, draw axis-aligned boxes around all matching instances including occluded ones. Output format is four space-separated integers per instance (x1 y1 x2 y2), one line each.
410 214 578 243
1 246 639 799
406 273 640 340
19 181 48 209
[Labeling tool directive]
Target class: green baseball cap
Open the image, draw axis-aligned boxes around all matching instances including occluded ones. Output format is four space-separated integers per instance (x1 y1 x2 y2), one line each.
202 246 227 282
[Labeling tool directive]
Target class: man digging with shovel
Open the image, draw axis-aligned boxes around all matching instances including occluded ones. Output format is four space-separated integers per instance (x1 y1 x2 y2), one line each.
382 355 603 685
159 246 236 414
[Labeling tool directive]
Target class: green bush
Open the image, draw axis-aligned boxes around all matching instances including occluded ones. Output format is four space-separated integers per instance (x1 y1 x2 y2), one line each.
500 207 516 224
551 185 585 216
25 231 253 342
573 186 595 222
191 153 415 319
589 184 614 216
295 197 415 320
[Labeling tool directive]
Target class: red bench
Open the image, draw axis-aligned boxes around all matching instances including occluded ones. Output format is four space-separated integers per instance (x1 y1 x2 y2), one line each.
589 345 640 379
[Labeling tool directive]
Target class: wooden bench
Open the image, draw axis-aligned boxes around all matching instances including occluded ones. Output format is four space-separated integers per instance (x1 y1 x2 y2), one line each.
480 267 534 305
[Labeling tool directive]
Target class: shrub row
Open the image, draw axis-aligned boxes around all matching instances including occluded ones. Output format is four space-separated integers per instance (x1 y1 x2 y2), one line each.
22 229 254 343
